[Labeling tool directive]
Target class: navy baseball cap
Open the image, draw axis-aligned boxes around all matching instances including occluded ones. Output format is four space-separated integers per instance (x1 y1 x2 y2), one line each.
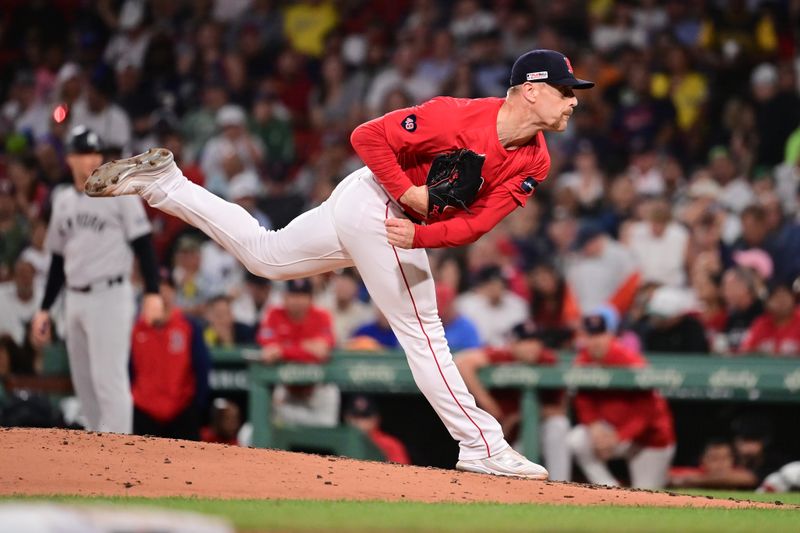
510 50 594 89
286 278 313 294
66 125 103 154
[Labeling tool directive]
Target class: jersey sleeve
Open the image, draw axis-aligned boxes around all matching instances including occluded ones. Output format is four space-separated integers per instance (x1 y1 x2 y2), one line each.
44 193 66 254
350 96 459 201
412 185 519 248
499 135 551 208
118 196 153 241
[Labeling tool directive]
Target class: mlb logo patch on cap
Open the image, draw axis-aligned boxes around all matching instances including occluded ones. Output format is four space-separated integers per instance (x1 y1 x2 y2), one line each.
526 71 549 81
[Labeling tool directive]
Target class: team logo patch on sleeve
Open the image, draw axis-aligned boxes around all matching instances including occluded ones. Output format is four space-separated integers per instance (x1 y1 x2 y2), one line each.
520 176 538 195
401 114 417 132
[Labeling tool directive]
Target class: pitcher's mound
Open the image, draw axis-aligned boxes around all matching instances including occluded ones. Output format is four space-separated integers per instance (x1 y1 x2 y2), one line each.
0 428 777 508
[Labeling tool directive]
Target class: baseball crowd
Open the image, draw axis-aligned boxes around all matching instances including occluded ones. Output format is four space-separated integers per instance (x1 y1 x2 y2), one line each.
1 0 800 490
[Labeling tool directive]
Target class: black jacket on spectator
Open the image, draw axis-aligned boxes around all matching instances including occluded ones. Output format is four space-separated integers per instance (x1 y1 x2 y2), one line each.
640 314 711 354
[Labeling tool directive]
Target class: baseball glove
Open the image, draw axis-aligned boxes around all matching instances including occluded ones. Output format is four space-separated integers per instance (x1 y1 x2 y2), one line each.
426 148 485 218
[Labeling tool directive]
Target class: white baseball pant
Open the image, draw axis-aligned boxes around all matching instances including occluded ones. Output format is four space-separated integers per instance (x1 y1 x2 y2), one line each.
64 282 135 433
567 424 675 488
141 163 508 460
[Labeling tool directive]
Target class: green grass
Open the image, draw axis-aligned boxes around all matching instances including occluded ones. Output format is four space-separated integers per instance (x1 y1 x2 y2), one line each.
4 493 799 533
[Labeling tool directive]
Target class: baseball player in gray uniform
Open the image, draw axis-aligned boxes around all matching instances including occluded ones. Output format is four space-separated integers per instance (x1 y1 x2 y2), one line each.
31 126 163 434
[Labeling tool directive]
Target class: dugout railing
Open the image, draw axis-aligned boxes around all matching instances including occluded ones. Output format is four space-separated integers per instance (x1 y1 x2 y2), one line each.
30 346 800 462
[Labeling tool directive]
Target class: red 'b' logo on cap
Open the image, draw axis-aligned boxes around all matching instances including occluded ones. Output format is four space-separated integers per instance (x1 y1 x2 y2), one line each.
564 57 573 74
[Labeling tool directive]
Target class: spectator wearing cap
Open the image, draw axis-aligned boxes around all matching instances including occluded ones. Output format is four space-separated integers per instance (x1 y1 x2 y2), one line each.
258 278 339 427
171 235 214 317
740 283 800 356
713 267 764 354
200 104 265 198
0 179 28 282
623 197 689 287
203 294 255 347
567 310 676 488
454 320 571 481
102 0 152 72
455 265 528 347
130 269 211 440
317 270 375 347
228 170 272 230
344 395 411 464
231 272 275 329
636 285 709 354
565 224 641 316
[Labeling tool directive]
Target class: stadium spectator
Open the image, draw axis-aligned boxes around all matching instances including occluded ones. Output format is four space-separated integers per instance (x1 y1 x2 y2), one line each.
130 270 211 440
200 104 265 198
318 270 375 347
567 311 676 488
350 309 399 350
203 295 256 348
565 224 641 315
0 258 41 375
714 267 764 353
258 278 339 427
739 283 800 356
231 272 274 328
0 180 29 282
624 197 689 287
180 82 230 163
343 395 411 465
228 170 272 230
456 265 527 347
171 235 214 317
436 283 482 353
751 63 800 168
68 71 132 154
636 285 709 354
455 320 571 481
555 142 605 218
365 43 439 117
526 261 580 348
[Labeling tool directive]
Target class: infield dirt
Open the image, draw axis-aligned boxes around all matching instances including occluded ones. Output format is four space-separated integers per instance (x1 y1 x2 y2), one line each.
0 428 783 508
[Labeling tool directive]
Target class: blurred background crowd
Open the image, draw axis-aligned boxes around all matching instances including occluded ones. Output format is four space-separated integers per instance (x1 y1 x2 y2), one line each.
1 0 800 490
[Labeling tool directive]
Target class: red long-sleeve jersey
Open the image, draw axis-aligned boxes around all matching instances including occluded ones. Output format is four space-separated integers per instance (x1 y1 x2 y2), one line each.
572 339 675 448
257 306 335 363
350 96 551 249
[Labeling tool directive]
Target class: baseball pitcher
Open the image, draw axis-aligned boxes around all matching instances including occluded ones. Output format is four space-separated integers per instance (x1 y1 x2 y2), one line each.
84 50 593 477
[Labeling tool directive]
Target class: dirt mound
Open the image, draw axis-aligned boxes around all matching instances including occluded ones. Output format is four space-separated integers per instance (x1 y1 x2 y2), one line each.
0 428 782 508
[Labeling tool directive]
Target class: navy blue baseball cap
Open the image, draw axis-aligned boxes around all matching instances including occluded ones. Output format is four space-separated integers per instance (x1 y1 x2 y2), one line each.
510 50 594 89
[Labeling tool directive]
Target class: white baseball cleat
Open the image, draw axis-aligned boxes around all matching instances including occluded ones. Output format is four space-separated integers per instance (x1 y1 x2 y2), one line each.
456 447 549 480
85 148 174 197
